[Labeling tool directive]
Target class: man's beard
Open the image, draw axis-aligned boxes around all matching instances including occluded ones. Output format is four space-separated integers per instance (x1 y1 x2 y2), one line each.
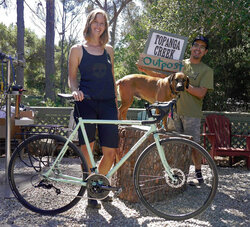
192 54 201 59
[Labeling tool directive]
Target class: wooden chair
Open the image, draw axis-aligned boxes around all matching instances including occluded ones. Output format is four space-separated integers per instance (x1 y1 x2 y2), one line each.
202 114 250 169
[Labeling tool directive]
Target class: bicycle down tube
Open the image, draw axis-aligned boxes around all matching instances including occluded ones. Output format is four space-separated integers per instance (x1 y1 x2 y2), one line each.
43 117 175 184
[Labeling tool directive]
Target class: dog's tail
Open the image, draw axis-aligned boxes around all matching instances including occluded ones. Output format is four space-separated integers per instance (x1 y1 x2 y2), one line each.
116 78 122 86
116 79 122 101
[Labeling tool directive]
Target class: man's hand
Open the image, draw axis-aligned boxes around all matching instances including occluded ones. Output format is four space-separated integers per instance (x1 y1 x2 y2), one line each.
136 63 166 78
186 85 208 99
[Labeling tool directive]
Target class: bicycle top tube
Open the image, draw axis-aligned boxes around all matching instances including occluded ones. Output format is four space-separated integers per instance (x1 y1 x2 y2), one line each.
57 93 176 126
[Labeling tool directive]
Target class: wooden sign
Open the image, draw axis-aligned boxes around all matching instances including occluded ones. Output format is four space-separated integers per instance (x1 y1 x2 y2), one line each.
138 29 188 73
138 53 185 73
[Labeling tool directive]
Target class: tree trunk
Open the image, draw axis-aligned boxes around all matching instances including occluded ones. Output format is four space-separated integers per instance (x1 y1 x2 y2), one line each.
16 0 24 87
45 0 55 101
110 17 117 47
60 0 66 94
112 126 191 202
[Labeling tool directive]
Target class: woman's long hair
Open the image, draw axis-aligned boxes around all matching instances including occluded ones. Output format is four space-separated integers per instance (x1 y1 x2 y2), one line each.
83 9 109 46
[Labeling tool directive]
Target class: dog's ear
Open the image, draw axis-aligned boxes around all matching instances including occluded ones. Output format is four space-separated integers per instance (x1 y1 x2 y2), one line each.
169 73 175 83
186 76 190 89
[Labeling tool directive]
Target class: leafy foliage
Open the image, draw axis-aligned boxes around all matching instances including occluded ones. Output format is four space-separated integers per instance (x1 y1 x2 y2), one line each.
1 1 249 111
0 23 70 106
114 0 249 111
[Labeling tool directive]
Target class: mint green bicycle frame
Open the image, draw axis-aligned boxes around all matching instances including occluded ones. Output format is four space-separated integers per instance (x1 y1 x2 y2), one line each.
43 116 174 186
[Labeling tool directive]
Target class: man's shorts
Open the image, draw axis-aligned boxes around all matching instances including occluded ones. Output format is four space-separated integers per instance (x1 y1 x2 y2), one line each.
173 113 201 143
74 98 118 148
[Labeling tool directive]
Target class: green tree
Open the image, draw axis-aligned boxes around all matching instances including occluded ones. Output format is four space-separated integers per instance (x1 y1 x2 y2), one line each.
116 0 249 111
57 0 85 93
24 31 46 96
115 2 148 78
0 23 46 97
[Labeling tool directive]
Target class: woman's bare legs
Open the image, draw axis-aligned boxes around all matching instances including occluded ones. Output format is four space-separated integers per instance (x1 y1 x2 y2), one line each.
81 144 116 174
98 146 116 175
81 143 116 207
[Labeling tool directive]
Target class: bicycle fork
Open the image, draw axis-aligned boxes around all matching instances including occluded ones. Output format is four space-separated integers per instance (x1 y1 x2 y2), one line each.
153 133 177 183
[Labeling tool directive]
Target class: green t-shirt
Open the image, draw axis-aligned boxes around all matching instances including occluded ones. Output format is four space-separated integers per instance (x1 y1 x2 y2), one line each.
177 59 214 118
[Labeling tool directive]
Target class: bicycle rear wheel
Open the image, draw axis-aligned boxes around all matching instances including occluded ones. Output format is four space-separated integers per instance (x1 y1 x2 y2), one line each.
8 134 88 215
134 137 218 221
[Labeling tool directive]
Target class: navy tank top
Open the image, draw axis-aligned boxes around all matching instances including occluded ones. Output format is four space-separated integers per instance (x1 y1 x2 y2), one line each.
78 46 116 100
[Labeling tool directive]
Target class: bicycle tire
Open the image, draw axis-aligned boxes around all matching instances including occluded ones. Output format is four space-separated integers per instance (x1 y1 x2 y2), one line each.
134 137 218 221
8 134 89 215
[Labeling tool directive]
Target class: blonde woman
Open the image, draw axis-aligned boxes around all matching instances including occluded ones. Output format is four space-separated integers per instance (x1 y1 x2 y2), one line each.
68 9 118 209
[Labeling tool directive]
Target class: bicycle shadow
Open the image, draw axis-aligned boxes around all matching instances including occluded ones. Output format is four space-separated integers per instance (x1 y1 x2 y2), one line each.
111 166 250 227
83 205 109 226
1 167 248 226
101 200 141 226
76 200 144 226
0 200 81 226
195 166 250 226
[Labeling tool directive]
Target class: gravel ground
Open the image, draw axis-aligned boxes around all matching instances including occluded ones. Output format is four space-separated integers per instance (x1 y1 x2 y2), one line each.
0 159 249 227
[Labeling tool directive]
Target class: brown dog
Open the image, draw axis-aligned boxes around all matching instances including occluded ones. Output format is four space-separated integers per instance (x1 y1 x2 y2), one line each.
117 72 189 120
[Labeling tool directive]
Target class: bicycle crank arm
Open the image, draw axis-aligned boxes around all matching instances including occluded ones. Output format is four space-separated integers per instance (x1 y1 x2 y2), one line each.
100 185 122 192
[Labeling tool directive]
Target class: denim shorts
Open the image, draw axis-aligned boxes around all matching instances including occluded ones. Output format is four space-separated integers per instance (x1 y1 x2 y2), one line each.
74 99 118 148
173 113 201 143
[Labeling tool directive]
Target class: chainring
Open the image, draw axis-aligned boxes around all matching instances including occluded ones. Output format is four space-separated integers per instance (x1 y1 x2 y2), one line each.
86 174 111 200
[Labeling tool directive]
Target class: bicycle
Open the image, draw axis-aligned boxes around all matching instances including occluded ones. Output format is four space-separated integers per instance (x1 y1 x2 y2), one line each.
8 94 218 220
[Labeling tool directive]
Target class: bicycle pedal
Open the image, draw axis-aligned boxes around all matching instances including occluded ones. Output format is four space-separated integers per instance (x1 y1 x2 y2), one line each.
114 188 122 198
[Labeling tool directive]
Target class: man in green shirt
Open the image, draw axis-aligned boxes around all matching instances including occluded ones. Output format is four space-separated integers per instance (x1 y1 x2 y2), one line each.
138 35 214 184
174 35 214 183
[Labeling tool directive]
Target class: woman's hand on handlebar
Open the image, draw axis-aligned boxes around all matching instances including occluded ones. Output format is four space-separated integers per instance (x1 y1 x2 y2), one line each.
72 90 84 101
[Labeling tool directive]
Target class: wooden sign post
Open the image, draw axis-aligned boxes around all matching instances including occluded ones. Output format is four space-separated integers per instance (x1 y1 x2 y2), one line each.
138 29 188 74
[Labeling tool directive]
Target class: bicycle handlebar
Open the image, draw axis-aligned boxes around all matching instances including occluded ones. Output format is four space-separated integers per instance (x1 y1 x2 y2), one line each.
142 99 177 125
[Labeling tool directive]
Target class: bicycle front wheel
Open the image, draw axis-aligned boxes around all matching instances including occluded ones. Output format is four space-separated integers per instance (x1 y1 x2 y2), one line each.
134 137 218 221
8 134 88 215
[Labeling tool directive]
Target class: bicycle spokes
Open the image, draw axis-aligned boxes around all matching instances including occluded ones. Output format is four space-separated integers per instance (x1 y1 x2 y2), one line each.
134 138 218 220
8 134 88 215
